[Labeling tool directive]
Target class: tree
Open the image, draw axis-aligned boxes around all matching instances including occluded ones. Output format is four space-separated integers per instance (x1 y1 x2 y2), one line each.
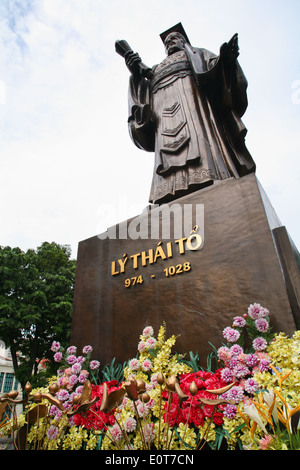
0 242 76 389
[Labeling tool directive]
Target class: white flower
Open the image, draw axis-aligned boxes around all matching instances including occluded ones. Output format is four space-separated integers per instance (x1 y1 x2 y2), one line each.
243 403 268 434
124 417 137 433
143 423 155 443
263 390 279 424
110 423 123 442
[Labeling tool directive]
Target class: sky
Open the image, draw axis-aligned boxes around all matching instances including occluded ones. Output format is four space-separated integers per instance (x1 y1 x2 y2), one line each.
0 0 299 259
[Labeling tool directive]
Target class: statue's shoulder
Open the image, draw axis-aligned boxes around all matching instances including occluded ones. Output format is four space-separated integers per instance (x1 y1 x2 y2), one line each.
189 46 217 60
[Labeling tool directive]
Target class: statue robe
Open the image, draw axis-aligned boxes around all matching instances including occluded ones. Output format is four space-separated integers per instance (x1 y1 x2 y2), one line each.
128 44 255 204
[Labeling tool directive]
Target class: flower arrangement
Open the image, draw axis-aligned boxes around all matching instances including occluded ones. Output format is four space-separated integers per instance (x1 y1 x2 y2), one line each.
0 304 299 451
214 303 273 421
98 323 236 450
218 315 300 450
0 343 103 450
237 364 300 450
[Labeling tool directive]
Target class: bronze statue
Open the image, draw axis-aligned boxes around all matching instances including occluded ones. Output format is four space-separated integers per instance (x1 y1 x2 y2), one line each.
116 23 255 205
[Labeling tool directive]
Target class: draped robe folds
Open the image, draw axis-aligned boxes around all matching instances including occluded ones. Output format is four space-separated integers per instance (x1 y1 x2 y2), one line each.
128 44 255 205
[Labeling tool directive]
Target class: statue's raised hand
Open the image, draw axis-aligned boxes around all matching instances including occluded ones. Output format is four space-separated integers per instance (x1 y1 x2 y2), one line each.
220 33 239 64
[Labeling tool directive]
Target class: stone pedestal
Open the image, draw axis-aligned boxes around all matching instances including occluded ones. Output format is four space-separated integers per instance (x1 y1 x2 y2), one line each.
70 174 299 367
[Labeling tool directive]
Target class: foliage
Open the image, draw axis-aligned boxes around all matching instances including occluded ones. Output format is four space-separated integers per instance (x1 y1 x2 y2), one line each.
176 351 200 372
0 242 76 388
101 358 127 383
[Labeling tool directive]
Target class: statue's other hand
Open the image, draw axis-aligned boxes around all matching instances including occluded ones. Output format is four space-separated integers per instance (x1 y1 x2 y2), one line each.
220 33 239 64
125 50 142 76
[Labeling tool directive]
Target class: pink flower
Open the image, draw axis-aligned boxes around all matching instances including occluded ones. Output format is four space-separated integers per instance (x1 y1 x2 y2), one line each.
75 385 83 394
54 352 63 362
76 356 85 365
259 434 273 450
255 318 269 333
223 327 240 343
49 405 63 420
248 303 268 320
68 374 78 386
136 401 149 417
78 373 88 383
47 425 59 440
146 398 155 409
120 396 129 409
252 337 268 351
223 404 237 419
143 326 154 337
71 363 82 374
150 374 159 388
142 359 152 371
228 357 239 368
138 341 146 352
90 360 100 370
244 378 259 394
128 358 140 370
233 316 246 327
230 344 244 356
143 423 155 443
258 358 270 372
233 364 250 379
110 423 122 442
67 346 77 355
222 386 244 404
56 389 69 401
217 346 231 362
221 367 234 383
82 345 93 355
146 337 157 349
57 377 64 387
124 417 137 433
245 353 259 368
67 355 77 365
51 341 60 352
63 401 72 411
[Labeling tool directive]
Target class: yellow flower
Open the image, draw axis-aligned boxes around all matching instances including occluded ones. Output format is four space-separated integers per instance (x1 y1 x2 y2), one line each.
85 430 101 450
62 426 88 450
197 420 216 445
176 421 197 449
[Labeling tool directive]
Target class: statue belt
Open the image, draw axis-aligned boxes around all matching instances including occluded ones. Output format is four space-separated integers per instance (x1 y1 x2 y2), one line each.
150 60 191 92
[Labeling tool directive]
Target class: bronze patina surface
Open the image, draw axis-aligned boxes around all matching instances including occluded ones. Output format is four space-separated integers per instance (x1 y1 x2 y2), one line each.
116 23 255 205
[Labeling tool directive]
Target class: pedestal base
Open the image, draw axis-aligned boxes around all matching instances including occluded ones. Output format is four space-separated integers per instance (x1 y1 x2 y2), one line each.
71 174 299 367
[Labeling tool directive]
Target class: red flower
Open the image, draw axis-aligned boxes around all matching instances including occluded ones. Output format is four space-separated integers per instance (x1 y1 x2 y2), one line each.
73 380 122 430
213 412 224 426
162 369 228 428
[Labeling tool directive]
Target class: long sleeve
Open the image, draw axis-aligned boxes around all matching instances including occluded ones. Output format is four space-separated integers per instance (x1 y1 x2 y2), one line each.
128 74 155 152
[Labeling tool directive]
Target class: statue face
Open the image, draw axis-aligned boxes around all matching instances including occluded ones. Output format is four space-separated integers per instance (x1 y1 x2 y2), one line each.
164 33 185 56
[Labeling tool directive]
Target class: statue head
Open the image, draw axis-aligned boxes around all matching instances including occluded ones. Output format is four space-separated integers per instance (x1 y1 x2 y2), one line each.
164 32 186 56
160 22 190 56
